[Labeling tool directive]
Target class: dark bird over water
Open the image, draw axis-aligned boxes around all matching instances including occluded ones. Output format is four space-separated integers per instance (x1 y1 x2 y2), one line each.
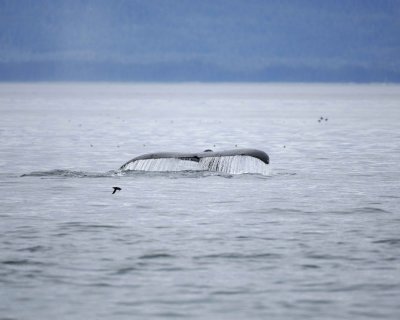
112 187 121 194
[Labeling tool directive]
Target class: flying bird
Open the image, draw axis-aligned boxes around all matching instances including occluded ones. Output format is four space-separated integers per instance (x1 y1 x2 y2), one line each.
112 187 121 194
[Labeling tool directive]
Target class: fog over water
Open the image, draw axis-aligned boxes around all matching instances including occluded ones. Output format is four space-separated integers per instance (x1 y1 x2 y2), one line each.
0 83 400 319
1 1 400 81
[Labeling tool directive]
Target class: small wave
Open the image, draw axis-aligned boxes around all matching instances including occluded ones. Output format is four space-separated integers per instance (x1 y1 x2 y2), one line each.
373 238 400 245
58 222 123 231
2 259 47 266
194 252 281 260
330 283 398 292
295 299 332 305
355 207 390 214
87 282 113 288
305 253 364 261
138 253 175 259
114 266 139 275
211 290 249 296
17 245 49 253
331 207 391 215
301 264 321 269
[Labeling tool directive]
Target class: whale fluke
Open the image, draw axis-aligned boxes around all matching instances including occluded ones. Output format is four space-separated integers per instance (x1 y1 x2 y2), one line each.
119 148 269 174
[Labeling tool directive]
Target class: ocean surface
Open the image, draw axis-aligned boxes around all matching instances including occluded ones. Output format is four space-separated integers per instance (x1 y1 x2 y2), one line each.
0 83 399 319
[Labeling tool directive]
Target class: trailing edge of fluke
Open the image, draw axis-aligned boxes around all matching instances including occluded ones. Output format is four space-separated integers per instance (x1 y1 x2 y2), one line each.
120 148 269 170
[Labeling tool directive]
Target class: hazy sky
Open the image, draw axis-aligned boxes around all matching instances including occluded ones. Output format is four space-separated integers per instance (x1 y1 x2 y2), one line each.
1 0 399 81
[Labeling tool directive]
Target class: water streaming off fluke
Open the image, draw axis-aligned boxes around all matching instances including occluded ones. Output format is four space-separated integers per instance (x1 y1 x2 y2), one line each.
121 155 270 175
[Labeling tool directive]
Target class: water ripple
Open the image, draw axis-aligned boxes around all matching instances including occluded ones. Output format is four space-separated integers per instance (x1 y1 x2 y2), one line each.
17 245 49 253
354 207 391 214
1 259 47 266
58 222 123 230
194 252 281 260
373 238 400 245
138 253 175 259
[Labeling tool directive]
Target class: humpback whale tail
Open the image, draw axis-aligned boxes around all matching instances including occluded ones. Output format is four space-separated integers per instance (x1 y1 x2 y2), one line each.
120 149 269 175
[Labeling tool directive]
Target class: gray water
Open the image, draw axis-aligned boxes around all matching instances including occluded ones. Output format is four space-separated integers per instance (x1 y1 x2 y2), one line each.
0 83 399 319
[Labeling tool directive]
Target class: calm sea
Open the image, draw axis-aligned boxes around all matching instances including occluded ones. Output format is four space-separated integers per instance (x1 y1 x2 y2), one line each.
0 83 399 319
